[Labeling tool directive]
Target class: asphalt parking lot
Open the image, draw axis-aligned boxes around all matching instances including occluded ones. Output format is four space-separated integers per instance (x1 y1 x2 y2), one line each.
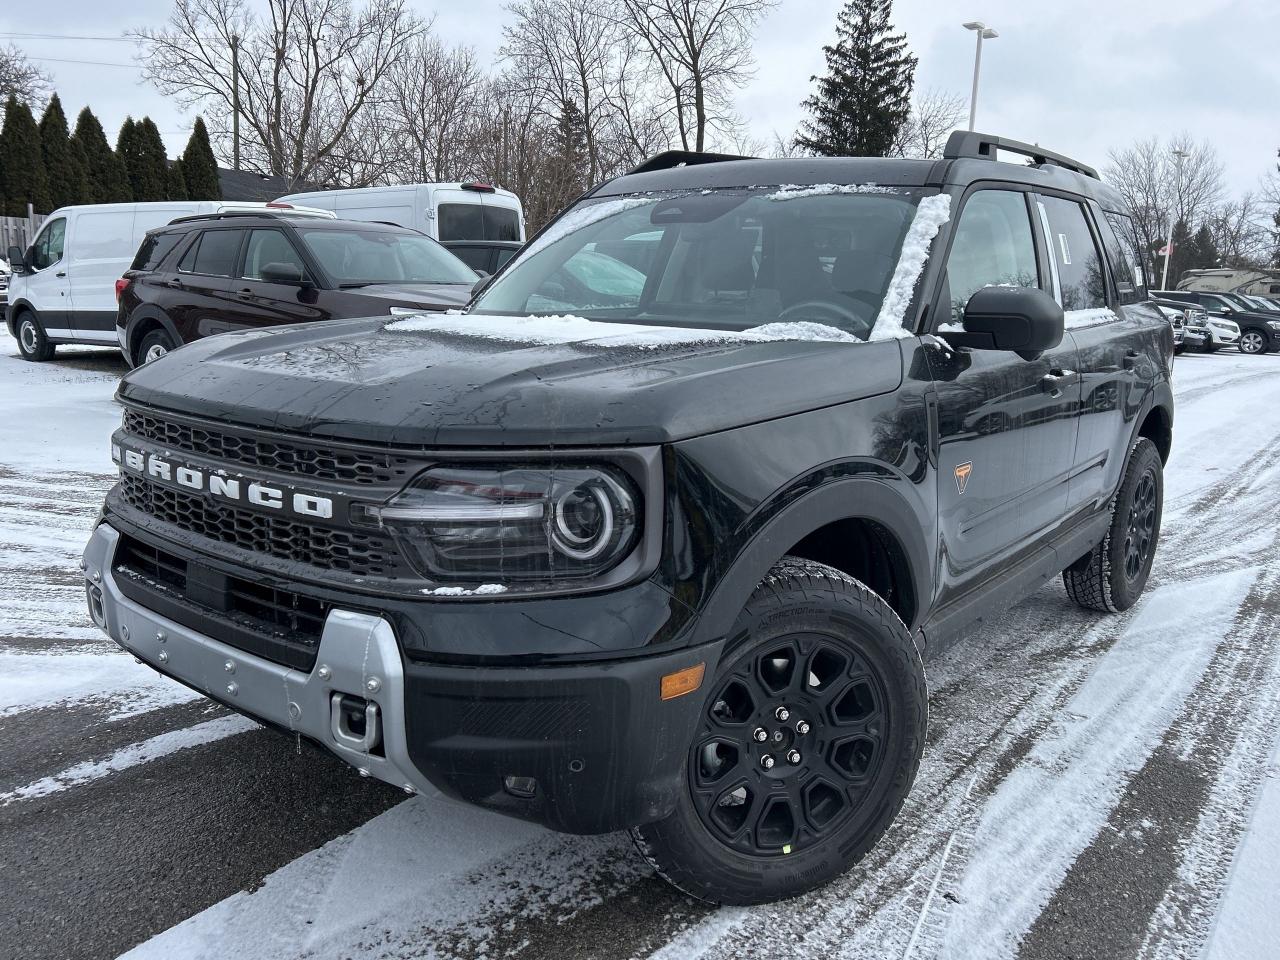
1 345 1278 960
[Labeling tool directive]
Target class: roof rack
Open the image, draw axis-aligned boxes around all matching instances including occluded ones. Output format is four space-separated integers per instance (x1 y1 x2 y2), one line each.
166 209 317 225
943 131 1099 180
628 150 752 176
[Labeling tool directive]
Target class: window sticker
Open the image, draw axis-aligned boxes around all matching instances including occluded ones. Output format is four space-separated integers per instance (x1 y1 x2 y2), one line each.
1058 233 1072 265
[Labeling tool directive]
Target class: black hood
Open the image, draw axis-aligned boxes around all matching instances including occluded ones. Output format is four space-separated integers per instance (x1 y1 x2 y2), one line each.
341 282 473 309
117 315 905 447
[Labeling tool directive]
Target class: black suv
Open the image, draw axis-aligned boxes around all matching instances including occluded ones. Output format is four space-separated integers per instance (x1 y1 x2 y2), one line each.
116 212 478 366
83 133 1173 905
1153 289 1280 354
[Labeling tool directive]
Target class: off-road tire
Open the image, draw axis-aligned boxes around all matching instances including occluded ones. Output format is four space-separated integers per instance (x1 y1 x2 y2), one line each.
631 557 927 905
1063 437 1163 613
136 328 177 365
15 311 55 362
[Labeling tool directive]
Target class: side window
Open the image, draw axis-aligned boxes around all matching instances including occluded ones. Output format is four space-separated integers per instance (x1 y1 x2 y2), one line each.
242 230 307 281
944 190 1039 321
449 245 490 272
179 229 244 277
437 203 484 242
1098 211 1146 305
495 247 517 269
130 232 182 272
1039 196 1107 312
31 218 67 271
483 206 521 241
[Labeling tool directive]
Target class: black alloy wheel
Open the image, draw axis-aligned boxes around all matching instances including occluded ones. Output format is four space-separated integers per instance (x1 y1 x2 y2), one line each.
1123 467 1158 582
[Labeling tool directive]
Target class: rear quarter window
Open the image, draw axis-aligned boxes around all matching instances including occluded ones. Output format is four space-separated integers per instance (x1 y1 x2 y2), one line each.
130 232 183 272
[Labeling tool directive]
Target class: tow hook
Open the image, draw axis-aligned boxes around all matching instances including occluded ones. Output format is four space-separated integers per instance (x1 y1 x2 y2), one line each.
330 692 382 754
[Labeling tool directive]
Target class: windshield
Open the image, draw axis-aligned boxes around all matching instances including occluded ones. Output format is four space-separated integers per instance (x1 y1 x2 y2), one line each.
298 228 477 286
471 187 926 340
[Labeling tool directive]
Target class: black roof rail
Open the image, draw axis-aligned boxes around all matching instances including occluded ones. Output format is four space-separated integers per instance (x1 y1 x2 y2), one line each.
943 131 1099 180
628 150 752 176
165 209 322 226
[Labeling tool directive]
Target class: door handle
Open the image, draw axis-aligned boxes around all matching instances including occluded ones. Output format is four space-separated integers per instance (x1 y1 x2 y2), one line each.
1040 369 1080 397
1122 349 1140 371
55 271 66 278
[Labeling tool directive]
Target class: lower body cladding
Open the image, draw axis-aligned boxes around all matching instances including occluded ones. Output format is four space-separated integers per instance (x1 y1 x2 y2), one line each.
82 523 720 834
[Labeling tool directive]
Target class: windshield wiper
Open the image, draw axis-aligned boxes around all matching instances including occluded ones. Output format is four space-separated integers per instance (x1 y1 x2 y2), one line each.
338 282 373 288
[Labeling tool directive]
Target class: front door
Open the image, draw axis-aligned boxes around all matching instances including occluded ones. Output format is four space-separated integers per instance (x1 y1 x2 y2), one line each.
230 228 327 331
23 217 71 335
926 188 1080 606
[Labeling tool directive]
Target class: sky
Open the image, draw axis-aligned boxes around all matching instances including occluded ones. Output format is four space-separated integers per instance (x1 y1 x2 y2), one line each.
3 0 1277 199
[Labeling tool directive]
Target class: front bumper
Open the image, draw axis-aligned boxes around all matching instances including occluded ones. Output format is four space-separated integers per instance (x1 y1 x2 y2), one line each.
83 522 719 833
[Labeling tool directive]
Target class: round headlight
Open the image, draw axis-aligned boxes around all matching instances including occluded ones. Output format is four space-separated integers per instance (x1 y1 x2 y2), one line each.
552 483 616 560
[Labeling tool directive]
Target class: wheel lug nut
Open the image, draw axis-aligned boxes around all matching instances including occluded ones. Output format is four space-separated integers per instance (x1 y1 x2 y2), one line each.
775 706 790 721
796 720 810 735
752 727 768 743
787 749 802 765
760 754 776 770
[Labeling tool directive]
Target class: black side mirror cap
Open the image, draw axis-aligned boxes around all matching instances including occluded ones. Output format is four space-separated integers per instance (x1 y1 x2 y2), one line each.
949 286 1065 361
6 245 26 274
470 274 494 298
259 262 309 285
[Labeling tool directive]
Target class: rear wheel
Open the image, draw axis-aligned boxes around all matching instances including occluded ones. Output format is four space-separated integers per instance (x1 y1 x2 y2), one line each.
631 558 926 905
1239 330 1267 354
136 328 177 364
1063 437 1163 613
15 311 55 362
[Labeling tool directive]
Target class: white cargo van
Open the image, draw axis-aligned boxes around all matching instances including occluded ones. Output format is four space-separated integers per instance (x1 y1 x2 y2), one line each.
274 183 525 243
5 200 333 360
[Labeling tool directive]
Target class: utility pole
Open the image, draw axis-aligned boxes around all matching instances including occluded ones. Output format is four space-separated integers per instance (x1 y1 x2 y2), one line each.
230 34 241 172
963 22 999 131
1160 148 1190 290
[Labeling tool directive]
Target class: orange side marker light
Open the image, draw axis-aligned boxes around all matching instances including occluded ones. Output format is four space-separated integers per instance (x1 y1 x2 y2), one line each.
660 662 706 701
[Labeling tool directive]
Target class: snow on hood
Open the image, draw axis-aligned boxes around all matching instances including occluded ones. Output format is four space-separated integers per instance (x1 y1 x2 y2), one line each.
870 193 952 341
767 183 899 201
382 313 860 348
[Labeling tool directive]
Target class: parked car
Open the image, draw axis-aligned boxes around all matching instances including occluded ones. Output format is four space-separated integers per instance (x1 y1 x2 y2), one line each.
442 239 523 275
84 132 1173 906
1240 294 1280 315
115 211 479 365
1149 298 1210 353
1153 289 1278 355
275 182 526 245
5 200 334 361
0 255 8 308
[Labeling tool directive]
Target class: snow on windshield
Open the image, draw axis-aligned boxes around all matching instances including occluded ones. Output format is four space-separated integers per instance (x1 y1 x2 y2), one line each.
384 313 859 348
870 193 952 340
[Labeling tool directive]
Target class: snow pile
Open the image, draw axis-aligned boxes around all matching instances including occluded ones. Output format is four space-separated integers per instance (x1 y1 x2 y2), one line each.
421 584 508 597
870 193 952 341
386 313 863 349
519 196 657 260
1064 307 1120 329
768 183 899 201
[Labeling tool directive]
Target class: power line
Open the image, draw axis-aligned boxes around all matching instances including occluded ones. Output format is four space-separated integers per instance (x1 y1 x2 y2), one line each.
26 56 142 69
0 32 137 42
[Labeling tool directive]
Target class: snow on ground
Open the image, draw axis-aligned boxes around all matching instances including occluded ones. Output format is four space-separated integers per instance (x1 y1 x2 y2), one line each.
2 345 1280 960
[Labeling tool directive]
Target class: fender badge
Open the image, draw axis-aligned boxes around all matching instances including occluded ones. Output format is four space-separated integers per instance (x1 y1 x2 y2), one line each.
954 461 973 495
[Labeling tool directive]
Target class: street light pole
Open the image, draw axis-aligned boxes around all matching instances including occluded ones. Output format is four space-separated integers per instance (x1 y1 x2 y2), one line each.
1160 148 1190 290
963 21 999 131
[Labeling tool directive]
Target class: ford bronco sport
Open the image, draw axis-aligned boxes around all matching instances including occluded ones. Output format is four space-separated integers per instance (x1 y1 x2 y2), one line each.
83 132 1174 905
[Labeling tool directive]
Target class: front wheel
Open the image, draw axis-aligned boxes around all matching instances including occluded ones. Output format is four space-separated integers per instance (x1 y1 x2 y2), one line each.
631 558 926 905
1063 437 1163 612
15 311 55 361
1239 330 1267 355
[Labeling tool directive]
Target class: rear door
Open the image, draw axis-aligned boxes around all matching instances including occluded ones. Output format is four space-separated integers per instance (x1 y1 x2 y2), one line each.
927 187 1081 605
169 228 246 341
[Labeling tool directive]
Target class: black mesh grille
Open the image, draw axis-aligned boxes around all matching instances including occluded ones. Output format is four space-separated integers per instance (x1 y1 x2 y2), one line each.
118 473 397 577
122 409 411 485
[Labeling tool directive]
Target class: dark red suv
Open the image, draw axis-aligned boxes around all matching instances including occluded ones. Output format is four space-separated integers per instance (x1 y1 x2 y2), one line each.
116 212 478 366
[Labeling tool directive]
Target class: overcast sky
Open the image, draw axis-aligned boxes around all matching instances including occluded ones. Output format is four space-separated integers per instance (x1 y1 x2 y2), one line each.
4 0 1277 197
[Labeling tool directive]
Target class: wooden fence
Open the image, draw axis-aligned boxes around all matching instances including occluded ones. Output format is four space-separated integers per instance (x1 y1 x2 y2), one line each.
1 213 48 257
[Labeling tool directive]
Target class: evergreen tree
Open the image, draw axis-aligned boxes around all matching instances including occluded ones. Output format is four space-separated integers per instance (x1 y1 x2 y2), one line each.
179 117 221 200
1186 224 1219 271
118 116 169 202
166 159 188 200
38 93 89 209
72 107 130 202
795 0 917 158
0 94 51 215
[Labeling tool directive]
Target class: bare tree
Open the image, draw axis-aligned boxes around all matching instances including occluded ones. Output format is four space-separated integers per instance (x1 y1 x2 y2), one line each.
0 44 51 106
133 0 424 187
1104 134 1225 279
615 0 777 153
892 88 965 159
1209 193 1272 269
388 35 485 182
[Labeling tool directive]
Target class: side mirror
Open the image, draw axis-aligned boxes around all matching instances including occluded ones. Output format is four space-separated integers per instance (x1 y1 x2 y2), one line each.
7 246 26 275
951 286 1065 361
260 261 308 285
470 274 494 298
